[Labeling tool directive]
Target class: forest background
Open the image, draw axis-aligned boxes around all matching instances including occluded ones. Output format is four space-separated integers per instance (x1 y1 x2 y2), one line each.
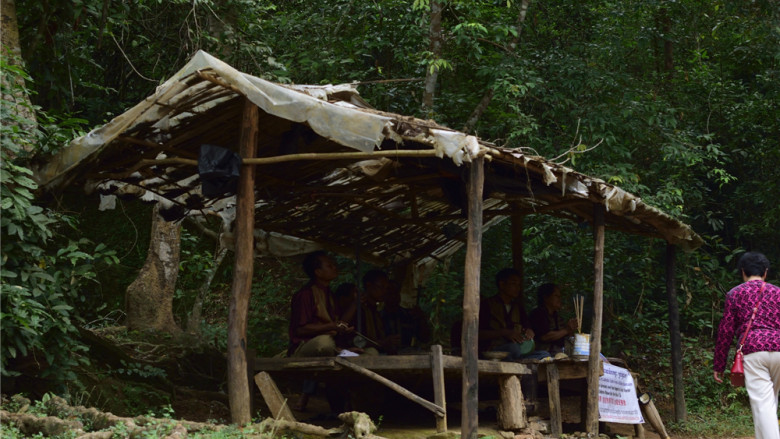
1 0 779 437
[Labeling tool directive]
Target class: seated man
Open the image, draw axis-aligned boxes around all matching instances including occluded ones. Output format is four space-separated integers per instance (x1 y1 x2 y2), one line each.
479 268 548 360
289 251 356 412
358 269 401 355
382 281 431 352
288 250 354 357
529 283 578 355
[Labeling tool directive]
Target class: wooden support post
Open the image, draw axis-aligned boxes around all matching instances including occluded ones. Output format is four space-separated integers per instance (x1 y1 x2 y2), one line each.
461 157 485 439
666 243 687 421
546 363 562 438
511 210 524 285
431 344 447 432
585 204 605 434
254 372 296 422
498 375 526 431
227 98 259 424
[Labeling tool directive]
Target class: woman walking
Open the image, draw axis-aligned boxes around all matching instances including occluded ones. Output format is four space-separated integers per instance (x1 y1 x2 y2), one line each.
713 251 780 439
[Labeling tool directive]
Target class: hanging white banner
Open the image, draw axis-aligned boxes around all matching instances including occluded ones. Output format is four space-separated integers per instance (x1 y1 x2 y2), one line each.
598 363 644 424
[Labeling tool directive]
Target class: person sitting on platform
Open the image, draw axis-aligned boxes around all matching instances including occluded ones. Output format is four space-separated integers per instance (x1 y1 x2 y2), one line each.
529 283 578 355
289 251 355 413
382 280 431 353
358 270 401 355
479 268 549 360
288 250 355 358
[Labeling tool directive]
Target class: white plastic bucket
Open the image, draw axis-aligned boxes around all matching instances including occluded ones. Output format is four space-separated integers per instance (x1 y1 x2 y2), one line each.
573 333 590 358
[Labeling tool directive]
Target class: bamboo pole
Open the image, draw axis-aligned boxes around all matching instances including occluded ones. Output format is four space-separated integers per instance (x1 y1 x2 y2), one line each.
585 204 605 434
461 157 484 439
666 243 687 421
227 98 259 424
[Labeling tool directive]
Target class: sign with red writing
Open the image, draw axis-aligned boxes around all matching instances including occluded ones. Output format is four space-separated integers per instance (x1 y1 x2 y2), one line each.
598 363 644 424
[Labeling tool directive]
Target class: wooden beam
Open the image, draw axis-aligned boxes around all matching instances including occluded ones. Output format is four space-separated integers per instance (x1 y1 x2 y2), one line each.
431 345 447 433
254 372 296 422
243 149 440 165
333 357 445 417
666 243 687 421
586 204 605 434
227 98 259 424
461 157 484 439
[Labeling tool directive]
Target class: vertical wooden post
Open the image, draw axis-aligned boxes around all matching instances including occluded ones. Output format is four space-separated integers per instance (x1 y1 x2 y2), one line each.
227 98 259 424
511 209 524 285
546 363 562 437
431 344 447 432
585 204 605 434
461 157 484 439
666 243 687 421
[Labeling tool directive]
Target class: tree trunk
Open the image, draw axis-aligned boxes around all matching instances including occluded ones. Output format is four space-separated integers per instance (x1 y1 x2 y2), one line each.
1 0 37 155
462 0 530 134
125 204 182 333
421 0 443 116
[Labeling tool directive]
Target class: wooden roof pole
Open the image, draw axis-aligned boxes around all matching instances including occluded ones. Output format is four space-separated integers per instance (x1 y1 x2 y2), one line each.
586 204 605 433
227 98 259 424
511 208 524 286
461 156 484 439
666 243 687 421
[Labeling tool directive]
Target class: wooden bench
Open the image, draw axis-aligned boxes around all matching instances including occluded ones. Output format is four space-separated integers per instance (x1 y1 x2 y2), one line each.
254 345 532 432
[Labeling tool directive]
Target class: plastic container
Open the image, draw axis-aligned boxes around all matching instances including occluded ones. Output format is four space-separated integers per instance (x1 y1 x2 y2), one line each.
573 333 590 358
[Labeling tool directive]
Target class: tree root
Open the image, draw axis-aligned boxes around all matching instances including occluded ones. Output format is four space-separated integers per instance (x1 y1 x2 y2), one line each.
1 395 389 439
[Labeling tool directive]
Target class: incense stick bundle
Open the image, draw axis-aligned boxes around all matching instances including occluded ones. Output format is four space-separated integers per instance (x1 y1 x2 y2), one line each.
573 295 584 334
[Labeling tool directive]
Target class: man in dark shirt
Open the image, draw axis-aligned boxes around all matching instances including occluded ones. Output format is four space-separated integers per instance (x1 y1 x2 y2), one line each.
478 268 540 359
530 283 577 354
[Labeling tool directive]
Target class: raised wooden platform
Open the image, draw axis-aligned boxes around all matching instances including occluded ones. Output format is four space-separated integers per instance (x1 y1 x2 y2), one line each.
254 345 532 432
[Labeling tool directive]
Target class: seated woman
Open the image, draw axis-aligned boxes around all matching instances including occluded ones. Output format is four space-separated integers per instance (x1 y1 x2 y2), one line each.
529 283 578 355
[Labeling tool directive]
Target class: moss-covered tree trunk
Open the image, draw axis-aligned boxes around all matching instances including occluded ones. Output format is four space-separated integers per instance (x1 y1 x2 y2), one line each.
125 204 181 333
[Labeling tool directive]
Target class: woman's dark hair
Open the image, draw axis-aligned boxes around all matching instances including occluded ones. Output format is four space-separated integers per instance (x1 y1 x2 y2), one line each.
737 251 770 277
302 250 328 280
495 268 521 288
537 283 559 306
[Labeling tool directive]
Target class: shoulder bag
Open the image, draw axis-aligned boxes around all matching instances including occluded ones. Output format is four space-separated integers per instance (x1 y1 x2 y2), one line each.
730 281 767 387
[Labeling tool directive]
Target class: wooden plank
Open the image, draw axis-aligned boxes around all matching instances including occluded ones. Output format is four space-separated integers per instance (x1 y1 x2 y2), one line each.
537 360 597 382
462 156 485 439
431 345 447 433
666 243 687 421
546 363 562 438
498 375 526 430
254 372 296 422
585 204 605 433
226 98 259 425
333 357 446 418
254 355 529 375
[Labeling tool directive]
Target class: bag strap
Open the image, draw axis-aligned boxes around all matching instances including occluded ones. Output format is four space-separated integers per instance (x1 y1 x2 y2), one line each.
737 281 767 352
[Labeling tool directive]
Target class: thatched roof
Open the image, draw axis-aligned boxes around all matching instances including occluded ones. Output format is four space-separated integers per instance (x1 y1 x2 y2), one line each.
33 51 702 271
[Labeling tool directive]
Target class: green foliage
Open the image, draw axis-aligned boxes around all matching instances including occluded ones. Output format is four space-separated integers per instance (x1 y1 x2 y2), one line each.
0 59 117 386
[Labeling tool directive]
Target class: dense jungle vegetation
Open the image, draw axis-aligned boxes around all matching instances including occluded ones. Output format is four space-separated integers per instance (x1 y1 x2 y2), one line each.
1 0 778 437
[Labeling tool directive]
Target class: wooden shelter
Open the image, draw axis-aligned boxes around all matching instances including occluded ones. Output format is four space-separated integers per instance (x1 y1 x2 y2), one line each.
34 51 702 437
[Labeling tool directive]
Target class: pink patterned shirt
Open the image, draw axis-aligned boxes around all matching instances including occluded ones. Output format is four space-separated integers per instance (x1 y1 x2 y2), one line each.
713 280 780 372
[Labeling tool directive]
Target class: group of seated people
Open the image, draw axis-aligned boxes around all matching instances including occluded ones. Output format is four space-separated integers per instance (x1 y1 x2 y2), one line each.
478 268 578 360
286 251 578 411
287 250 431 360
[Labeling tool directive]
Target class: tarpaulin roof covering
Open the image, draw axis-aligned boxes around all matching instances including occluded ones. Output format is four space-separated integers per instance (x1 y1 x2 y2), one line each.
33 51 703 270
